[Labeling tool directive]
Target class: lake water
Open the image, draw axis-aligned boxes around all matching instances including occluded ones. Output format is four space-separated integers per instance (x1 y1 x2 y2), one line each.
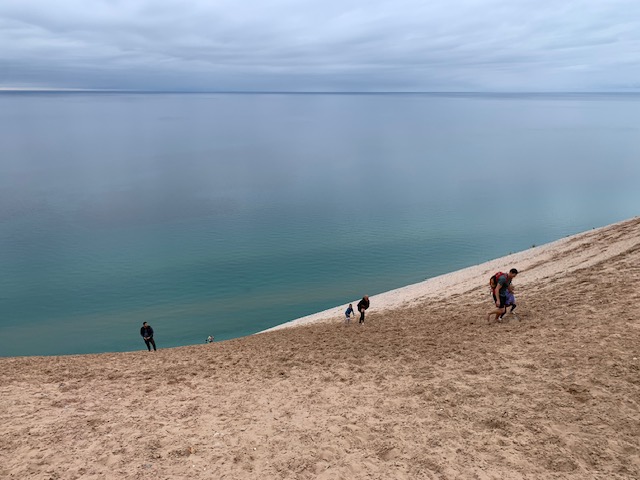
1 92 638 356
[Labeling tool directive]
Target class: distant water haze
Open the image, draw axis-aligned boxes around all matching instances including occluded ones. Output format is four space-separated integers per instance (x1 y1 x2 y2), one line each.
1 92 639 356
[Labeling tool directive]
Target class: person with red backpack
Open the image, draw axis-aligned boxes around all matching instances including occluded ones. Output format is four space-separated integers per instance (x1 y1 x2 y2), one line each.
487 268 518 323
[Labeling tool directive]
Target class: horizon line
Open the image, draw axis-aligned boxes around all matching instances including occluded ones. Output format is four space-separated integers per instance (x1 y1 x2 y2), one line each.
1 88 640 95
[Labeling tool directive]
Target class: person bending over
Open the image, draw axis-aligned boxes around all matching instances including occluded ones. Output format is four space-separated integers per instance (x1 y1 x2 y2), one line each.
487 269 518 323
357 295 370 324
345 304 355 323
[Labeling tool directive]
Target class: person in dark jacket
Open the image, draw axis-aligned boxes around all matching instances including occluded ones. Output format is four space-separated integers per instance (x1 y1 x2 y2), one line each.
140 322 157 351
357 295 370 324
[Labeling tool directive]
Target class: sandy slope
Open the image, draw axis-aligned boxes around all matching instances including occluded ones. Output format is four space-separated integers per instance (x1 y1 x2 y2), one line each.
1 217 639 479
263 217 639 333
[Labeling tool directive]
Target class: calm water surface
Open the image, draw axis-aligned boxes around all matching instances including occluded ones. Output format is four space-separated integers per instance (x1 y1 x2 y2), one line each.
1 93 638 356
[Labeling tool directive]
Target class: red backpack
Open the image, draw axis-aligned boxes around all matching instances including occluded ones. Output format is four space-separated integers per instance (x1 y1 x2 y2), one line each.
489 272 505 291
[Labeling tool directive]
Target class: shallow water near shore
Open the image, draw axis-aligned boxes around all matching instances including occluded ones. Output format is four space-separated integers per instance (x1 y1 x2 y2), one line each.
1 92 639 356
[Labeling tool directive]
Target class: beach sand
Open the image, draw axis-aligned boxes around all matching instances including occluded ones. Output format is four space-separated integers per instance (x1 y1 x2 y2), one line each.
1 217 639 479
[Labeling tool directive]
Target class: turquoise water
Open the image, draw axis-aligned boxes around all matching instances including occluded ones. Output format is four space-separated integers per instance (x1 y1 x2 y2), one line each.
1 92 639 356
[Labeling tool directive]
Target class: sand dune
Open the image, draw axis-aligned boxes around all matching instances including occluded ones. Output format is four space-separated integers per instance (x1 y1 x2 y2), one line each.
1 217 639 479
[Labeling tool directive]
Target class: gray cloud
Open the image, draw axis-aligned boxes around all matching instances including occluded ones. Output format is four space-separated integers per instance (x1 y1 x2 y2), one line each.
1 0 639 91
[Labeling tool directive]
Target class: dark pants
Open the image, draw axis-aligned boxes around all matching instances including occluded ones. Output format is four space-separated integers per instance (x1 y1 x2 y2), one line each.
359 309 366 323
499 304 517 319
144 337 156 351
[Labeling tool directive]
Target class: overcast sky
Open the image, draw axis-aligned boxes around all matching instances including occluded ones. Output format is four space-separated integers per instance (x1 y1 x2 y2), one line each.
1 0 639 91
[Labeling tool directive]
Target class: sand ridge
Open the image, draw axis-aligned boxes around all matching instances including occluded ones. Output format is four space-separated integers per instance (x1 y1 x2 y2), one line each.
263 217 640 332
1 217 639 479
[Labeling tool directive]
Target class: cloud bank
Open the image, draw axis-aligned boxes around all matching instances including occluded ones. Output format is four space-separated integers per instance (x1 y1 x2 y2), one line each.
1 0 639 91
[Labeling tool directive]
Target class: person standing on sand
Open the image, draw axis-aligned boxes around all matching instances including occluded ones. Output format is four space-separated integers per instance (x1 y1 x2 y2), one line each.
345 304 355 323
487 269 518 323
357 296 370 324
140 322 157 351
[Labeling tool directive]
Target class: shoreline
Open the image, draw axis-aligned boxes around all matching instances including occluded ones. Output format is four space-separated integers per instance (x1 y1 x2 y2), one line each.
2 216 639 479
2 217 636 360
260 216 638 333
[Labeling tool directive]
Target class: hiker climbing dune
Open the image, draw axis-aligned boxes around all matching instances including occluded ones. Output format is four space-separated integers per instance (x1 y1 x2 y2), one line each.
487 268 518 323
